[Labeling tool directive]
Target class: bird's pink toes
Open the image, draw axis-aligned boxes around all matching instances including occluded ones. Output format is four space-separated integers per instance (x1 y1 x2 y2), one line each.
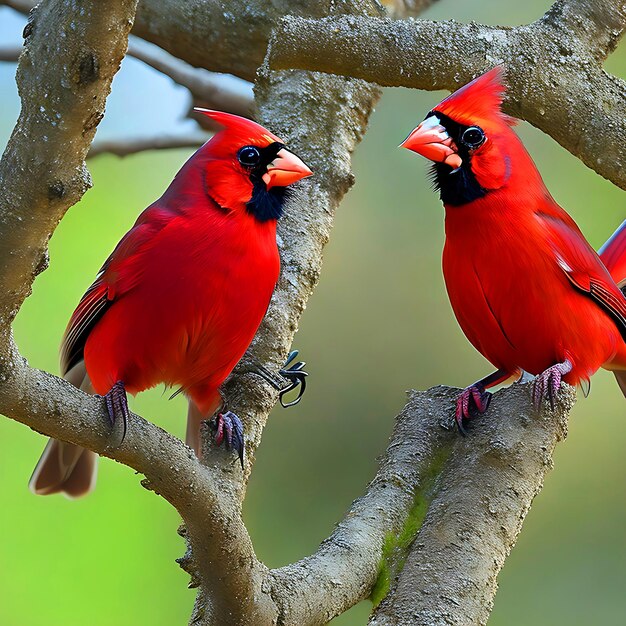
455 384 491 435
531 359 573 410
211 411 244 467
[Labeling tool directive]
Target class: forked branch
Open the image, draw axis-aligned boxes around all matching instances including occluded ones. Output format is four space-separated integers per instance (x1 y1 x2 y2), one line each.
267 0 626 189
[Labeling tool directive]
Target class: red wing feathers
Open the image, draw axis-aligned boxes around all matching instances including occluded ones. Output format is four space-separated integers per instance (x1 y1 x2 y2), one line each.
60 204 176 375
538 212 626 341
60 280 111 375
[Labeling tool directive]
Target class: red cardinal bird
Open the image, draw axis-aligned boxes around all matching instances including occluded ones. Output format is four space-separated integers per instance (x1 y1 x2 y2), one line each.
29 110 312 497
401 68 626 432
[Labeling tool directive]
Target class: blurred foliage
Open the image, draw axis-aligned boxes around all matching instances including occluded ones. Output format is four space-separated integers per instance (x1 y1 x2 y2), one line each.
0 1 624 625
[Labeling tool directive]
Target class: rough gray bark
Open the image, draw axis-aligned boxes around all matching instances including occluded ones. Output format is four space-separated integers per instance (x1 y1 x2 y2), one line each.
268 0 626 190
0 0 614 625
368 385 575 626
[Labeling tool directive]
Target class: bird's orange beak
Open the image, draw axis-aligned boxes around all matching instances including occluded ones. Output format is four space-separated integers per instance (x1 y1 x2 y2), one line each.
263 149 313 189
400 116 463 170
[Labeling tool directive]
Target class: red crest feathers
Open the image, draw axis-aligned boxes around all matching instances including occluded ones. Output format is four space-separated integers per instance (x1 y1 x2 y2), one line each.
194 109 282 147
434 67 516 130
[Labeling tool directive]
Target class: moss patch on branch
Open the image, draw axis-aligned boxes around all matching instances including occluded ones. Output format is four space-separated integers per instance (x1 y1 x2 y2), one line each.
370 445 451 607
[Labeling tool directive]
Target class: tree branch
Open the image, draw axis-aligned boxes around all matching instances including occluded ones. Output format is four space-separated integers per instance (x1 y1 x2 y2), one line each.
545 0 626 60
0 337 273 623
88 133 208 158
381 0 442 19
0 45 21 62
264 386 455 625
267 3 626 190
126 37 254 119
2 0 32 13
369 385 575 625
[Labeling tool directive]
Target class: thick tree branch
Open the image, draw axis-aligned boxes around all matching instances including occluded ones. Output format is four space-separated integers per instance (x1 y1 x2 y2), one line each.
0 337 272 623
264 386 455 625
546 0 626 59
369 385 575 625
267 3 626 190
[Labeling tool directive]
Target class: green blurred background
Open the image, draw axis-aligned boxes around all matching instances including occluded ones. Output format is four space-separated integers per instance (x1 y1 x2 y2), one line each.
0 1 624 624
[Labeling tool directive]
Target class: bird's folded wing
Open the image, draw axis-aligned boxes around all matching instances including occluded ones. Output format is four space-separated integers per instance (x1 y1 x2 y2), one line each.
60 204 175 374
539 211 626 341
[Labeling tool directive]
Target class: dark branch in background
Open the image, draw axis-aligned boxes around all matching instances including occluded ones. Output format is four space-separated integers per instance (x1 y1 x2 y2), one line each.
126 37 255 124
2 0 31 12
88 133 208 158
382 0 442 19
0 45 21 62
268 0 626 190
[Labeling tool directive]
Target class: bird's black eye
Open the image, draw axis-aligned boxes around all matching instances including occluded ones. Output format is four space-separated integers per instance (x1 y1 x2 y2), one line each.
461 126 485 149
238 145 261 167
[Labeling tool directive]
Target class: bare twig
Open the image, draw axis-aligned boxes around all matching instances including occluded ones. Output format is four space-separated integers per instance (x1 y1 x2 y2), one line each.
382 0 442 19
2 0 32 13
267 1 626 190
0 45 21 62
88 133 207 158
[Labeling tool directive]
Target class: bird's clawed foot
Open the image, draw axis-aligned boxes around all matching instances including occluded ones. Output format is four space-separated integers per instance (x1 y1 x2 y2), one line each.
455 383 491 435
254 350 309 408
210 411 244 468
101 380 130 443
531 359 573 410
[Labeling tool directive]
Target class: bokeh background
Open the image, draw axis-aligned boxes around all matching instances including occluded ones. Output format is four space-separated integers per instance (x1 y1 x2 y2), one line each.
0 1 624 624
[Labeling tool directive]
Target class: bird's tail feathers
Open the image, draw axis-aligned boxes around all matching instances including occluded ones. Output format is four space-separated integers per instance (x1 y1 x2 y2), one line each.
614 371 626 400
185 396 221 457
28 361 98 498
